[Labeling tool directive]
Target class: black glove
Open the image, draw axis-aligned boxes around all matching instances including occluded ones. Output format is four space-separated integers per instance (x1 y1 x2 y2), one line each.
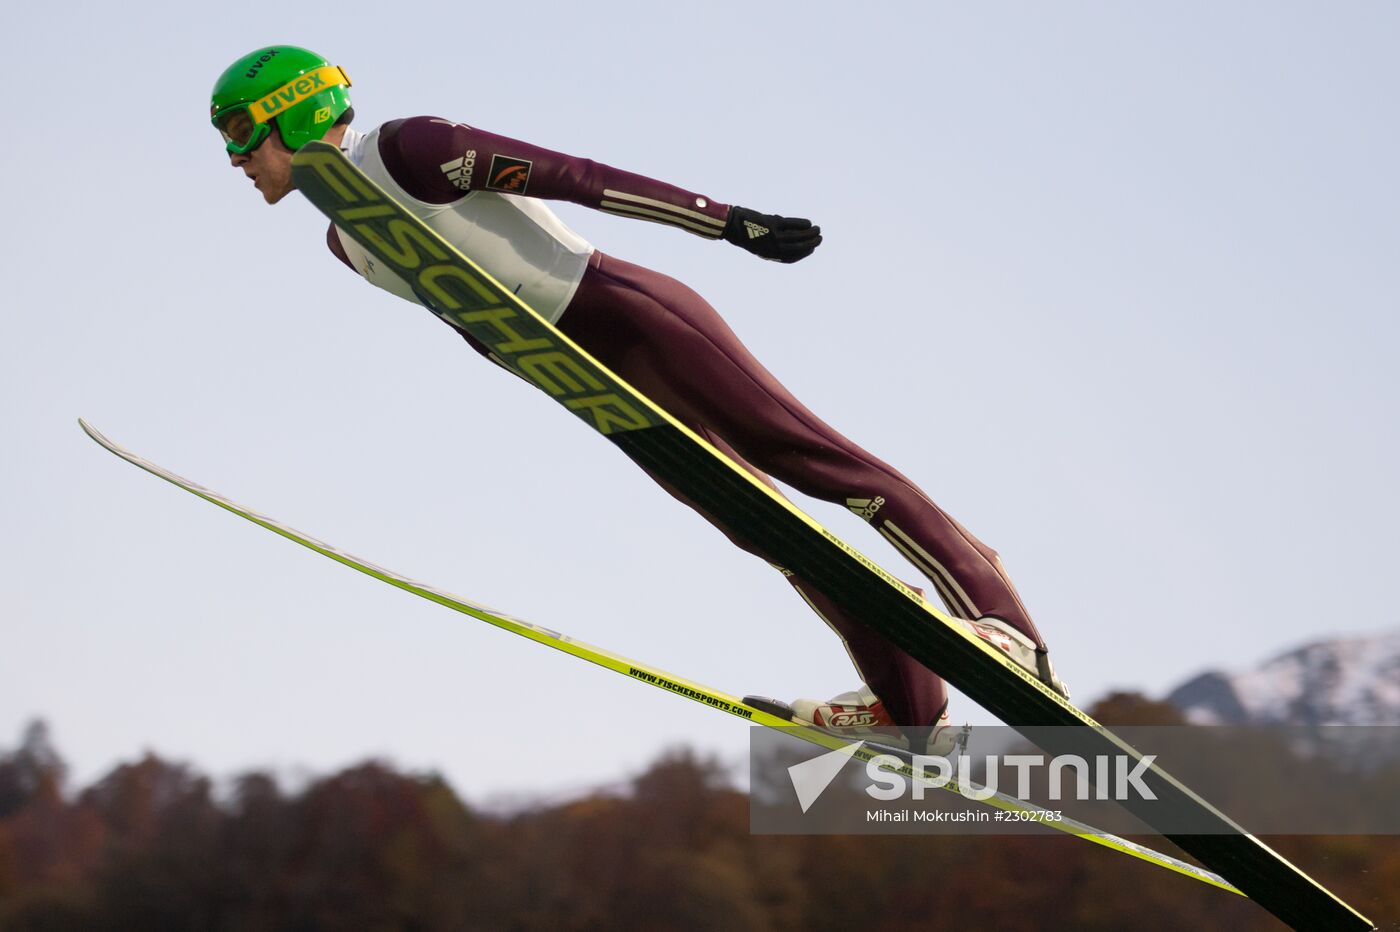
722 206 822 263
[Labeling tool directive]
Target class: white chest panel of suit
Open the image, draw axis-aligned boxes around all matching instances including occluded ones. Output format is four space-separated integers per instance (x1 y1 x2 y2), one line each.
332 125 594 324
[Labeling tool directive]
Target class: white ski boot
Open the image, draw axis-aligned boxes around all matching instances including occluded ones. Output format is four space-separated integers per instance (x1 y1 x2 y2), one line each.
787 685 965 757
960 615 1071 700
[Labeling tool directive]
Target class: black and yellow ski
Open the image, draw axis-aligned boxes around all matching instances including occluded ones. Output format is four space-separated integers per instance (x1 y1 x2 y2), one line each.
79 417 1240 895
275 141 1372 929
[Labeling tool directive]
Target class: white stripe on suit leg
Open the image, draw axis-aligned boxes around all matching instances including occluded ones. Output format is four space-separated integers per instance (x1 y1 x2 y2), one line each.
879 526 977 619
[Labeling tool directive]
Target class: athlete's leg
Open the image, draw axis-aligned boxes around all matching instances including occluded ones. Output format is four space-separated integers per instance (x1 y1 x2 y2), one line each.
557 253 1046 650
626 423 950 727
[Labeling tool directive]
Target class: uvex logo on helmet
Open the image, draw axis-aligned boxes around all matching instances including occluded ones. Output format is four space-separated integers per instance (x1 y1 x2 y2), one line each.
243 48 281 80
256 71 330 118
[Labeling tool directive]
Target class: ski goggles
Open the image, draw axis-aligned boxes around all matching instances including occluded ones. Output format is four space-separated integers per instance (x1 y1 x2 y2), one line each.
211 64 351 155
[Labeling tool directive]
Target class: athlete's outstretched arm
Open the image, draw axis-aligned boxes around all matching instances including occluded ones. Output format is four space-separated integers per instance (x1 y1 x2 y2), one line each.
376 116 821 263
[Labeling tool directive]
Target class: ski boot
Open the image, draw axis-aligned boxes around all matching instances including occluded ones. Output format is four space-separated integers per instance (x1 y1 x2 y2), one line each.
747 686 966 758
960 615 1072 700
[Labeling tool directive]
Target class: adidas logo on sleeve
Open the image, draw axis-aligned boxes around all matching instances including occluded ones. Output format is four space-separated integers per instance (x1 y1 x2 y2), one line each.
440 150 478 191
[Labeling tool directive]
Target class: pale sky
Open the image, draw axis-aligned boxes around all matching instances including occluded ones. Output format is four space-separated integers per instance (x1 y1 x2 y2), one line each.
3 1 1396 803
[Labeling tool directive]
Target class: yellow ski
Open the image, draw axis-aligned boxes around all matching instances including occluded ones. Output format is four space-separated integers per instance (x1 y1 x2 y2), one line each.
80 417 1239 896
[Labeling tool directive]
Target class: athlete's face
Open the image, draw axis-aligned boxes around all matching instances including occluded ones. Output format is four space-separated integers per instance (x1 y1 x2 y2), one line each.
228 120 295 205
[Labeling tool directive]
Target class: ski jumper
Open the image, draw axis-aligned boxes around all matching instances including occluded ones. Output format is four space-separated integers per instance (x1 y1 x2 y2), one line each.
324 117 1045 727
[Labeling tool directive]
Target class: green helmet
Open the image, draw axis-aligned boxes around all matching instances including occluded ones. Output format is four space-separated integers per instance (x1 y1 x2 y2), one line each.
210 46 352 155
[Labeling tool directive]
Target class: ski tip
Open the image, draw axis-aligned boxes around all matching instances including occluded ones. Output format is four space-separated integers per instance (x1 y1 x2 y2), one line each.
77 418 110 448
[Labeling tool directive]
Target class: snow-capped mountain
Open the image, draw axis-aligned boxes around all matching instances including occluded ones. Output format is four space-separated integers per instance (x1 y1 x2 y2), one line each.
1166 630 1400 726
